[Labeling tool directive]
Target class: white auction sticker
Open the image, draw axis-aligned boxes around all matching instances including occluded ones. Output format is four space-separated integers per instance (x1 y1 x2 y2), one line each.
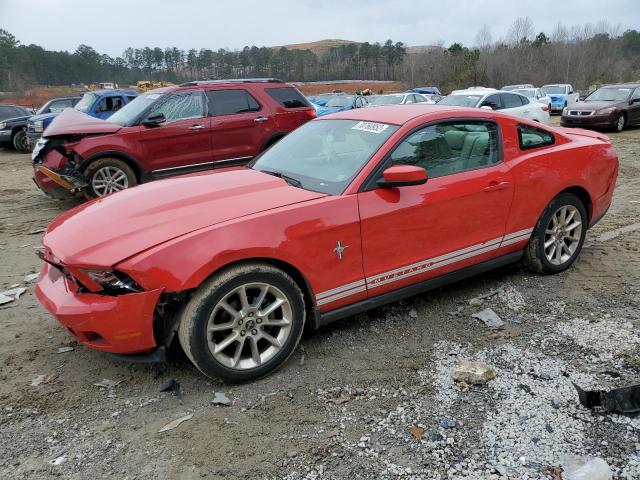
351 121 390 134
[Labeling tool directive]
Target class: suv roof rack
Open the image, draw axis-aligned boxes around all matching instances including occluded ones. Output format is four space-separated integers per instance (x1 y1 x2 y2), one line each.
179 78 284 87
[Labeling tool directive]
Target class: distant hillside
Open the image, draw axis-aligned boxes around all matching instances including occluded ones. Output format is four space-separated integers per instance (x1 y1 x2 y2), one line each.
281 39 360 56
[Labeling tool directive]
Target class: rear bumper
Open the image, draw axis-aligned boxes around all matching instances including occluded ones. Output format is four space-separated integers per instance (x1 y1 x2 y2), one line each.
35 262 162 354
561 114 615 129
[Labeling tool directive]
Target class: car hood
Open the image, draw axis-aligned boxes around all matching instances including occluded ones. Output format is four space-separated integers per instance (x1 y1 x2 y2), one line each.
2 114 30 124
317 105 349 116
29 112 58 123
44 109 121 137
548 94 567 101
43 168 327 266
571 100 621 111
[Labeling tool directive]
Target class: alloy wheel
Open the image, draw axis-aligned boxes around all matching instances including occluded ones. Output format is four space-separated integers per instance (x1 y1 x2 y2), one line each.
543 205 583 265
206 282 292 370
91 166 129 196
616 115 625 132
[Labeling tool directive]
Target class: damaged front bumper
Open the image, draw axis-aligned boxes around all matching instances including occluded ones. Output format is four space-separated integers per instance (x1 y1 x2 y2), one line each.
32 143 88 198
36 262 163 354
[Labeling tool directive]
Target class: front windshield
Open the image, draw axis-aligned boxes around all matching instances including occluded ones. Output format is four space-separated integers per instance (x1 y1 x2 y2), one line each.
251 119 398 195
368 95 404 105
542 85 566 95
585 87 632 102
74 92 98 113
108 93 162 126
514 89 535 99
438 95 482 107
325 96 354 108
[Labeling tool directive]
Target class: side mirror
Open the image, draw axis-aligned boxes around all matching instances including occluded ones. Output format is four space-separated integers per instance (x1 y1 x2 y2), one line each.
142 113 166 127
630 98 640 104
377 165 428 188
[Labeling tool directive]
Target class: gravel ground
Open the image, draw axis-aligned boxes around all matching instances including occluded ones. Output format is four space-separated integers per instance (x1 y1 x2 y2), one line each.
0 119 638 479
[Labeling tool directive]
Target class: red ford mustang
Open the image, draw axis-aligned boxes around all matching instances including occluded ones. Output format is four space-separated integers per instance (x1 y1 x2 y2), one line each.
35 105 618 382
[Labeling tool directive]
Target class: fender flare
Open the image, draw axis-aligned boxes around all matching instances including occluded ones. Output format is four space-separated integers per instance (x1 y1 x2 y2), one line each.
82 150 147 182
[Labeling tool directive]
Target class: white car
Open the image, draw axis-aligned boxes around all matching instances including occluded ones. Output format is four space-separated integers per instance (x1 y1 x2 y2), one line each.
541 84 579 113
438 88 550 124
367 93 435 107
513 87 551 108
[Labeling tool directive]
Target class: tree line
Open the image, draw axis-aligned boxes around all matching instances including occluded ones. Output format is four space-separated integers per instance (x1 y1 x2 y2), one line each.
1 18 639 94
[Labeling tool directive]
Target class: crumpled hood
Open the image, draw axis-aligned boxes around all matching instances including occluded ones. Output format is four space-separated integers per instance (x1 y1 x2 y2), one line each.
44 108 121 137
43 168 326 266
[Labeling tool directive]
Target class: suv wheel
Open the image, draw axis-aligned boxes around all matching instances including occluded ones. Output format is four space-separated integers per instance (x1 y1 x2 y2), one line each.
12 128 30 153
82 158 137 199
178 263 305 382
524 193 587 274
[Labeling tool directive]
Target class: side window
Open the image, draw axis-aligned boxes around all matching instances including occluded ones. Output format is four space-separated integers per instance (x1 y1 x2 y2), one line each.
388 121 500 178
96 97 109 113
568 85 573 94
630 88 640 101
481 94 501 110
404 95 415 104
206 89 261 116
519 95 529 105
501 93 523 109
126 95 137 103
517 124 555 150
149 91 205 121
265 87 310 108
414 94 426 103
49 99 74 113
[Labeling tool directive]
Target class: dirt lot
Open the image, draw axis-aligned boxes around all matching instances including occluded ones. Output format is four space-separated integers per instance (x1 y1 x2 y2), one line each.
0 119 639 479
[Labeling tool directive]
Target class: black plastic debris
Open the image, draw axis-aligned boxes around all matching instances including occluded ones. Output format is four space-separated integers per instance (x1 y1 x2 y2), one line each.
160 378 181 396
573 382 640 416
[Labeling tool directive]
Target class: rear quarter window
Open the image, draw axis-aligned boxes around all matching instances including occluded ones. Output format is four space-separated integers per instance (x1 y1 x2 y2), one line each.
266 87 311 108
517 124 555 150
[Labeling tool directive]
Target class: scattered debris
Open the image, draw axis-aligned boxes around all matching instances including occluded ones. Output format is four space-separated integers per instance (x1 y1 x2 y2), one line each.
451 361 496 385
560 454 612 480
573 382 640 416
30 375 47 386
327 390 353 405
19 243 32 248
468 288 502 306
357 436 369 448
408 308 418 319
158 413 193 433
472 308 505 328
0 286 27 304
57 346 74 354
160 378 180 394
287 450 298 458
94 379 122 389
506 314 527 325
299 354 305 366
448 306 464 317
23 273 39 283
49 453 66 466
439 416 456 429
212 392 232 406
29 227 46 235
410 425 425 440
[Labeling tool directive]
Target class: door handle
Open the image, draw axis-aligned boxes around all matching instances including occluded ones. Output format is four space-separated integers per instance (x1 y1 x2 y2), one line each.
254 117 268 123
188 124 205 130
484 181 510 192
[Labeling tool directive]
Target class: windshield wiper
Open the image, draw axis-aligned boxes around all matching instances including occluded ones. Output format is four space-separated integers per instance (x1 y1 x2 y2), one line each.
260 170 303 188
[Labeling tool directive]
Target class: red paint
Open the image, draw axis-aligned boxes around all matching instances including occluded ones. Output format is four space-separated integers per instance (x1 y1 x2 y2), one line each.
36 105 619 355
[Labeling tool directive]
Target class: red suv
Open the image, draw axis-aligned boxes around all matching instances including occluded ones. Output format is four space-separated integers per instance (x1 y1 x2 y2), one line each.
32 79 315 199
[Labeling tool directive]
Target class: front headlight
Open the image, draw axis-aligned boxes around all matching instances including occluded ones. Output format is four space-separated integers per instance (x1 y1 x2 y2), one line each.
562 107 569 115
596 106 616 115
0 121 7 130
34 120 44 133
80 269 143 295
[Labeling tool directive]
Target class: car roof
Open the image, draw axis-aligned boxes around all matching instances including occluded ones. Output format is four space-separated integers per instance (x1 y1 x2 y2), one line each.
450 88 496 95
88 89 138 95
599 83 640 89
317 104 469 125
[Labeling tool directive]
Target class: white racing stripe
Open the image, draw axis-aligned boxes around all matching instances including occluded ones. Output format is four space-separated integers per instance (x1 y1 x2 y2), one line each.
314 227 534 305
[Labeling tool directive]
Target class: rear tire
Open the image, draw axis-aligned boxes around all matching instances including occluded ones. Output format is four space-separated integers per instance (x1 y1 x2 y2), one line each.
524 193 587 274
82 157 137 199
178 263 305 382
12 128 30 153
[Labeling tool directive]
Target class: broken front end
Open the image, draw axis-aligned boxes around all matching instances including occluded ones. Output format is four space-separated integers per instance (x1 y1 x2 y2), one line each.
32 137 89 199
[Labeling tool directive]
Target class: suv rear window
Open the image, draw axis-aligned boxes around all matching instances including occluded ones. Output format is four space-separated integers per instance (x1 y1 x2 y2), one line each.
206 89 261 116
266 87 310 108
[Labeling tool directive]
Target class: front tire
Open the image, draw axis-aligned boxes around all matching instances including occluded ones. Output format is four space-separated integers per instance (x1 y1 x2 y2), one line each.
614 114 625 132
178 263 305 382
12 128 30 153
524 193 587 274
82 157 137 199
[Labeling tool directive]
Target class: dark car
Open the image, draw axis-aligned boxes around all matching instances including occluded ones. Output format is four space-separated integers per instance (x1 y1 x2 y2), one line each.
0 104 36 152
561 83 640 132
25 96 82 148
33 79 316 199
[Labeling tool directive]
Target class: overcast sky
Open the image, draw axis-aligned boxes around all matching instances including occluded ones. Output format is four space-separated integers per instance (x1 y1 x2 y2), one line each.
1 0 638 56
